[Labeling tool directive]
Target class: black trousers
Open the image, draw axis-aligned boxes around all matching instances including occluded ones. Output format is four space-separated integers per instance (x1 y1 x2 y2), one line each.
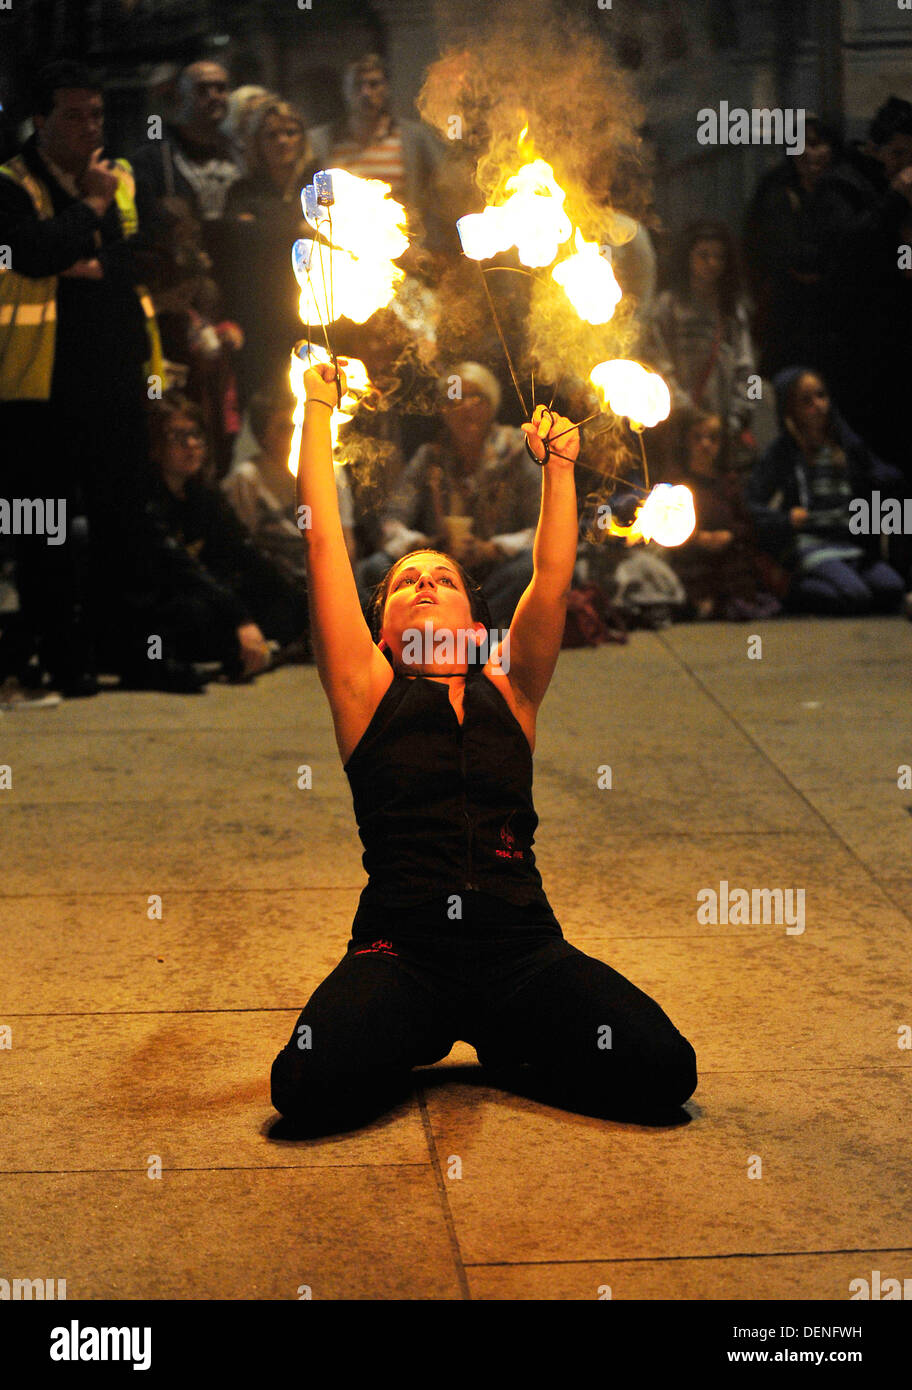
271 922 698 1135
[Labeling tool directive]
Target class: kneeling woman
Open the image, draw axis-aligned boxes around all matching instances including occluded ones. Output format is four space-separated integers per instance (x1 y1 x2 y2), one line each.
271 361 697 1134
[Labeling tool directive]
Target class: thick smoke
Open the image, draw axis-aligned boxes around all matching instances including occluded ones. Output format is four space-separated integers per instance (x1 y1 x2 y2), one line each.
416 0 657 513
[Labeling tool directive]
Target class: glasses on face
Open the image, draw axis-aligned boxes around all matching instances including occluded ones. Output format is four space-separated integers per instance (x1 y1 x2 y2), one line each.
167 427 205 445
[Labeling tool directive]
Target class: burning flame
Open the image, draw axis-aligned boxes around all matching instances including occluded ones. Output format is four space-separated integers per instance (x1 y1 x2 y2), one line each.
293 239 403 326
607 484 696 547
589 359 672 430
301 167 409 262
551 229 623 325
287 343 371 475
293 168 408 326
457 157 572 267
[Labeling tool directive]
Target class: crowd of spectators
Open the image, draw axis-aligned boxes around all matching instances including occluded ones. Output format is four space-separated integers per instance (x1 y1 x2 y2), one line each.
1 53 910 705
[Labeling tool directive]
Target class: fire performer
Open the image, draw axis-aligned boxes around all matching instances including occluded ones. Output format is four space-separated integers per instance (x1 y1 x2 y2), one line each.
270 360 697 1135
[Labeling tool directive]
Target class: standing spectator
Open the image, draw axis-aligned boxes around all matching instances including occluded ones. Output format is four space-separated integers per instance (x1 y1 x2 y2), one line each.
222 85 273 173
308 54 448 253
647 220 757 459
0 60 161 696
746 369 905 616
356 363 541 629
222 99 318 400
130 60 242 286
743 116 840 377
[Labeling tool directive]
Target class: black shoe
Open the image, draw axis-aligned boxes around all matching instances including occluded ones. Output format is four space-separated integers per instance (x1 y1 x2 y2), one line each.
56 671 100 698
119 659 208 694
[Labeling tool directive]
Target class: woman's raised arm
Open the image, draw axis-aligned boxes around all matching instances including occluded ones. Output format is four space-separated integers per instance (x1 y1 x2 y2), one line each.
295 362 383 701
501 406 581 712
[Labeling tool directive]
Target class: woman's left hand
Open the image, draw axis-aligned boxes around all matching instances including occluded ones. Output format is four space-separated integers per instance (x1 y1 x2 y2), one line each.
521 405 579 467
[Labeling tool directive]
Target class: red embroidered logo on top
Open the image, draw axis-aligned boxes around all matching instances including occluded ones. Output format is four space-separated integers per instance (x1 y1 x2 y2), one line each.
353 939 398 956
495 818 524 860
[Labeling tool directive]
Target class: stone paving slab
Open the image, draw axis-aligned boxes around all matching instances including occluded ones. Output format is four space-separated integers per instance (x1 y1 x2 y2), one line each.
418 1069 912 1266
539 830 909 937
466 1250 912 1300
0 1011 429 1172
0 1168 463 1300
1 619 909 1301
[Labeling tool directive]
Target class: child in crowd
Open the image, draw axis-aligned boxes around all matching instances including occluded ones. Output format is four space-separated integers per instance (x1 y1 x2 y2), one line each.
667 410 782 621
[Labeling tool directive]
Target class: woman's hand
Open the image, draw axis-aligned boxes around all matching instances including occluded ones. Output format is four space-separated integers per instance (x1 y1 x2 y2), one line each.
521 405 579 466
236 622 271 676
303 359 348 407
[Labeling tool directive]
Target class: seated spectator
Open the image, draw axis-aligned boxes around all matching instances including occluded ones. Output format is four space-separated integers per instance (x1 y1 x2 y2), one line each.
146 394 310 677
746 369 905 616
665 410 781 621
647 220 757 462
222 387 357 587
222 99 318 401
155 258 244 478
356 362 540 628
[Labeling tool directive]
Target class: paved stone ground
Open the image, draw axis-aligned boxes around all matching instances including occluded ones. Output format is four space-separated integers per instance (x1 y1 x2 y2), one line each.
1 616 910 1300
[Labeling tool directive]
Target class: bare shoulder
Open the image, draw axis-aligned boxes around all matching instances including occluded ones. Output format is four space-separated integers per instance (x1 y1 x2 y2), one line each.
482 658 537 754
325 647 397 767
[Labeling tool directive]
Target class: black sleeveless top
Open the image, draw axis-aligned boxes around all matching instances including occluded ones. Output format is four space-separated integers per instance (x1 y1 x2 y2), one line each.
344 666 558 932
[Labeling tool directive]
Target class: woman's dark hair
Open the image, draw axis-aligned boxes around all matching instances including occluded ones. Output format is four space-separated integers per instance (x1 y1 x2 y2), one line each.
147 393 214 484
671 219 744 317
367 548 493 665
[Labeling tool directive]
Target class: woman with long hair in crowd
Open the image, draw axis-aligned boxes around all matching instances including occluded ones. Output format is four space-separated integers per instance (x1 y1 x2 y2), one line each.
648 219 757 465
223 99 318 400
746 368 905 615
269 360 697 1136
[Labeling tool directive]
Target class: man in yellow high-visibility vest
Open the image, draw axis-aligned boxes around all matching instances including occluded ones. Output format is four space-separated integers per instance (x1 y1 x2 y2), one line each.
0 59 179 697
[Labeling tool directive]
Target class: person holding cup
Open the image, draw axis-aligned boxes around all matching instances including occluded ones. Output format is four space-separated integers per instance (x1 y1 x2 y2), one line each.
355 362 543 628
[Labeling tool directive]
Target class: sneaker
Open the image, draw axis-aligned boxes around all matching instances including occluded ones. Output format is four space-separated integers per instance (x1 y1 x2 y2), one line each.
0 677 62 710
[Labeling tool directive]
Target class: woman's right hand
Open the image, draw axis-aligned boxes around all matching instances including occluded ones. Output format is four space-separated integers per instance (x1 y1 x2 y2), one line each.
790 506 809 528
303 360 348 407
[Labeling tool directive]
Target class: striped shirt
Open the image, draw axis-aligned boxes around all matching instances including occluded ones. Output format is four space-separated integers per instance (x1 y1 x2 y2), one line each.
328 128 406 200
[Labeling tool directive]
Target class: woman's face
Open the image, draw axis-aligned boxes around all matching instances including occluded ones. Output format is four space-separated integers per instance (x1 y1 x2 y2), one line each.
162 413 206 482
260 115 304 176
789 373 830 444
688 418 722 475
380 552 484 670
689 237 726 290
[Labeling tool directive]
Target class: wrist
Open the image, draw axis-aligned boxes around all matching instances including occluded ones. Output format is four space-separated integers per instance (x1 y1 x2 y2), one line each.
304 397 334 411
